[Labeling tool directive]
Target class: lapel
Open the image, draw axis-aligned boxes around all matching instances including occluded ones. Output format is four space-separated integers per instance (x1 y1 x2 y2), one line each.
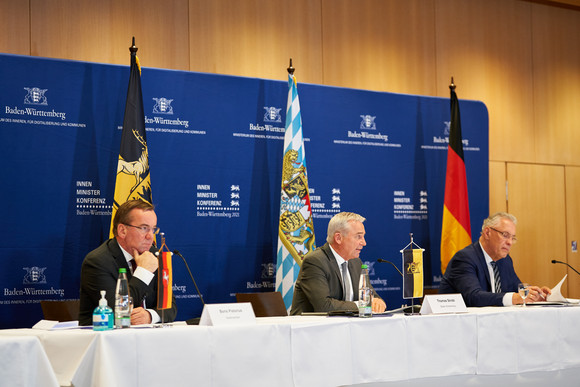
321 243 343 287
475 241 492 291
107 238 132 278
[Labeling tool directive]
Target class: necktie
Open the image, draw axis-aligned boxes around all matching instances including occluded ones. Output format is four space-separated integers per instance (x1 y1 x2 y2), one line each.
341 262 353 301
490 261 502 293
130 259 137 274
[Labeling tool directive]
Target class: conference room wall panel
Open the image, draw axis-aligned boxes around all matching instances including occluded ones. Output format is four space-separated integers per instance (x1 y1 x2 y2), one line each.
488 161 507 215
320 0 437 96
435 0 536 164
189 0 324 84
506 162 568 294
565 166 580 298
0 0 29 55
532 3 580 166
29 0 190 71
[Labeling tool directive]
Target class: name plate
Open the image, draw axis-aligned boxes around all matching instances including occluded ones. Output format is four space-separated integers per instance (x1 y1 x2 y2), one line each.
420 294 467 315
199 302 256 326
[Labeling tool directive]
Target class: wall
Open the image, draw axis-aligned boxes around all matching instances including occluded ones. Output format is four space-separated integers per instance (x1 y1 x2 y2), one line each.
2 0 580 296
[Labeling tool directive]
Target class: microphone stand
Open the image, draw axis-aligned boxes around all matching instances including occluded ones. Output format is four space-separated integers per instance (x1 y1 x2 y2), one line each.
551 259 580 277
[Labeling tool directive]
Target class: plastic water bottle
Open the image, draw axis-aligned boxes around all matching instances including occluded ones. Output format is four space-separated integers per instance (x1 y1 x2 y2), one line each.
358 264 372 317
114 268 131 328
93 290 114 331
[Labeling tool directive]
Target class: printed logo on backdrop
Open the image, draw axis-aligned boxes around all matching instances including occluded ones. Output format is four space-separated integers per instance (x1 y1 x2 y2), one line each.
23 267 47 284
261 263 275 279
152 97 174 114
2 266 66 302
233 105 290 141
361 260 400 292
420 121 480 152
141 97 203 135
75 180 111 216
393 190 428 221
360 115 376 130
24 87 48 105
1 86 79 126
196 184 241 218
333 113 401 148
309 187 342 219
264 107 282 123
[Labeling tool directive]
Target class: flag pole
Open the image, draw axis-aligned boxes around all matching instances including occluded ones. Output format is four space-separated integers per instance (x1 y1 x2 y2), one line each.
287 58 294 75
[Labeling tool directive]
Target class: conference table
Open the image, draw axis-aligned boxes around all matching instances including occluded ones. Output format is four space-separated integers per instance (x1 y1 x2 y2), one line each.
1 305 580 387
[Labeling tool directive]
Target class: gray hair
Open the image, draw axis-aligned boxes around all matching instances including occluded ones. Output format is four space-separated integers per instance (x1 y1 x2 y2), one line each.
481 212 517 232
326 212 366 244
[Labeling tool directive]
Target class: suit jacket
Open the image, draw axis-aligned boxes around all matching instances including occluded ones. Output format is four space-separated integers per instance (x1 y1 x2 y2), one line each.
290 243 381 315
79 238 177 325
439 241 521 307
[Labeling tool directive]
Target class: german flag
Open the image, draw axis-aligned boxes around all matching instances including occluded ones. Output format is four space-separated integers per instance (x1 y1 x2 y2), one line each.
157 251 173 310
110 38 152 237
441 80 472 274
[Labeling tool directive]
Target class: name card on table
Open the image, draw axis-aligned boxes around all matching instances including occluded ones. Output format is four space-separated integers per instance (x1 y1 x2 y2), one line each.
199 302 256 326
420 294 467 315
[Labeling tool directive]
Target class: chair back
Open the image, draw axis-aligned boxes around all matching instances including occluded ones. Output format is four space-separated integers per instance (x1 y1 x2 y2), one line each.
235 292 287 317
40 300 80 321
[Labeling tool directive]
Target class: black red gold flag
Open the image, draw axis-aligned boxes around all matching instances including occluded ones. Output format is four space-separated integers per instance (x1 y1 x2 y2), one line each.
440 81 472 274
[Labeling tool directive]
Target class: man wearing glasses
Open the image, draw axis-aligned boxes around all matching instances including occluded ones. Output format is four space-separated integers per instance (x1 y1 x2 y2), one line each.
439 212 551 307
79 200 177 325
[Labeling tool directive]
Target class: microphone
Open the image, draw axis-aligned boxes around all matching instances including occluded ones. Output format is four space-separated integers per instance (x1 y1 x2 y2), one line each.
377 259 403 277
173 250 205 306
551 259 580 277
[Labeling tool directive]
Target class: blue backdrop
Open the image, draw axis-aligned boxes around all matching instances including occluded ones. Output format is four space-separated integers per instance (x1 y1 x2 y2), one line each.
0 54 488 328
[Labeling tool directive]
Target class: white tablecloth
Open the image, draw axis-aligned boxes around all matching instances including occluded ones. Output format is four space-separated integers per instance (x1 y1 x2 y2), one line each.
1 305 580 387
0 335 59 387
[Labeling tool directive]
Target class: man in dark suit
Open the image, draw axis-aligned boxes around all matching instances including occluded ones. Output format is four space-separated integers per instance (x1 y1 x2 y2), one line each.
290 212 386 315
439 212 550 307
79 200 177 325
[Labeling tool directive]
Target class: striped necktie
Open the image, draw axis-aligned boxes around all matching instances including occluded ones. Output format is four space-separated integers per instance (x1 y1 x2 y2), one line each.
490 261 502 293
341 262 353 301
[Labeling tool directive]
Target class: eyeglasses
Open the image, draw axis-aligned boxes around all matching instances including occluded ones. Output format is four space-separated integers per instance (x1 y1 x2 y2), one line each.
123 224 160 235
489 227 517 243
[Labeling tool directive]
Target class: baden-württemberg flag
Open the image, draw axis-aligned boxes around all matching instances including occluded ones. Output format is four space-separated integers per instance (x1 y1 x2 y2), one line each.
276 72 316 311
440 81 471 274
110 39 152 237
402 248 424 299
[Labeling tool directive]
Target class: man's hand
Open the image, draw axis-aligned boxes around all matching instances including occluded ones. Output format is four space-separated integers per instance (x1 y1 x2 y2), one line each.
133 249 158 273
372 297 387 313
512 285 552 304
131 307 152 325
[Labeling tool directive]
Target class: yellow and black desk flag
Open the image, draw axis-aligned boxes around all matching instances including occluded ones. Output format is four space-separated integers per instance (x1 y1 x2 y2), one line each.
440 79 471 274
110 38 152 237
402 248 424 299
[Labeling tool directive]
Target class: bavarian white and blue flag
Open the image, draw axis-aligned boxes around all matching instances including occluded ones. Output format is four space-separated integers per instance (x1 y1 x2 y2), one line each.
275 73 316 311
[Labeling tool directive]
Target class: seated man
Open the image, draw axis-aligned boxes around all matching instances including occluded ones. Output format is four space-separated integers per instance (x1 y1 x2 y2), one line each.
439 212 550 307
79 199 177 325
290 212 386 315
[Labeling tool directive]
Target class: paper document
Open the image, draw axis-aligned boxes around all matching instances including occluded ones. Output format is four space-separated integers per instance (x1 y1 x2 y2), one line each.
545 275 580 304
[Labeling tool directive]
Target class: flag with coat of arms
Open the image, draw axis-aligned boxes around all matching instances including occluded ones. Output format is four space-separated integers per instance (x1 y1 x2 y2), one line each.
275 63 316 311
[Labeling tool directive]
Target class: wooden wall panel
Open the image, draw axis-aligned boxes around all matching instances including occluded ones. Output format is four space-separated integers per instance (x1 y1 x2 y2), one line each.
0 0 30 55
565 166 580 298
435 0 536 164
506 163 566 288
532 4 580 166
489 161 507 214
320 0 437 95
30 0 190 70
189 0 323 83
